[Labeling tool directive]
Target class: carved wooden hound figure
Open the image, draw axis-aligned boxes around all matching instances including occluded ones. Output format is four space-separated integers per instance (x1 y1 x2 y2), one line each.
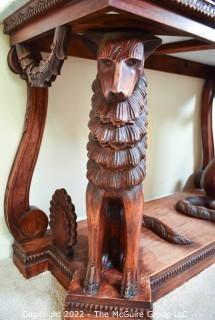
85 33 161 299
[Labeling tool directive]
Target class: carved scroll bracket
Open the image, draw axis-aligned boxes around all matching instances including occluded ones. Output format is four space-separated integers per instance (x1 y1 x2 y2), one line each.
195 79 215 188
8 25 70 87
5 25 69 242
176 80 215 222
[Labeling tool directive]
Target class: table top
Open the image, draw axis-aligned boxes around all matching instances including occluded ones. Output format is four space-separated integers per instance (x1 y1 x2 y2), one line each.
2 0 215 76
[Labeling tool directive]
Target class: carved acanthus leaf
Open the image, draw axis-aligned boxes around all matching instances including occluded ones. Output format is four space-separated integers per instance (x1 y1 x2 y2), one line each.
16 25 69 87
50 189 77 255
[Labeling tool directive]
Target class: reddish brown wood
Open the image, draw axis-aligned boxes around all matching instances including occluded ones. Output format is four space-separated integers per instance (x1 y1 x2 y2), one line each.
158 0 215 26
4 0 215 44
70 14 189 36
11 191 215 319
145 55 215 80
4 0 215 36
50 189 77 256
16 25 69 87
110 0 215 42
85 32 161 299
2 0 215 317
201 80 215 170
176 80 215 224
4 26 69 242
31 34 215 80
4 85 49 242
155 39 215 55
8 0 111 45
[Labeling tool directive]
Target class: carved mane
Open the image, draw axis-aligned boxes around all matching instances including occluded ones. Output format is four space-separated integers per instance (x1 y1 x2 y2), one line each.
87 75 148 190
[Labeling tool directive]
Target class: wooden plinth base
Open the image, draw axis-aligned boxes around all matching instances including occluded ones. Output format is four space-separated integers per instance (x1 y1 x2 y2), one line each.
13 191 215 319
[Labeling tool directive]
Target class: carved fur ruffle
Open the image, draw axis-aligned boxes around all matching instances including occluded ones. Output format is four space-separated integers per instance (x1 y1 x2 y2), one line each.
87 159 146 190
87 136 147 169
89 111 147 146
92 77 147 126
87 75 148 190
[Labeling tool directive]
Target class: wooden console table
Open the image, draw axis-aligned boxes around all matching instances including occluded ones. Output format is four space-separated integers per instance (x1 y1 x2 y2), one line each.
3 1 215 319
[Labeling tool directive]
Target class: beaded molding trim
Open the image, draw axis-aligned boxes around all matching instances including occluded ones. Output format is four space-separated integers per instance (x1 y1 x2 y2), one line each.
13 243 73 278
170 0 215 18
4 0 215 34
151 245 215 290
4 0 68 33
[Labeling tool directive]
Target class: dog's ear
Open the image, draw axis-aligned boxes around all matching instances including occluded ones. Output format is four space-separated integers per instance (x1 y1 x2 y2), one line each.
79 31 162 59
143 37 162 60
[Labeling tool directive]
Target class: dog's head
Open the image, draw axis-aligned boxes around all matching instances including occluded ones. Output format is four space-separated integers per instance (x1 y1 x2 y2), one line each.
97 34 161 103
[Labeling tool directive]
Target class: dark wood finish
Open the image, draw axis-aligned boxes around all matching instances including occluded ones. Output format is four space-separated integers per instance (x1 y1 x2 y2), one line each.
202 159 215 199
69 14 190 36
12 191 215 319
143 215 192 245
8 0 111 45
158 0 215 25
201 80 215 170
85 33 161 299
4 0 215 44
4 0 214 35
30 34 215 80
4 85 49 242
3 1 215 319
4 25 69 242
155 39 215 55
15 25 69 87
109 0 215 42
50 189 77 256
145 55 215 80
176 80 215 226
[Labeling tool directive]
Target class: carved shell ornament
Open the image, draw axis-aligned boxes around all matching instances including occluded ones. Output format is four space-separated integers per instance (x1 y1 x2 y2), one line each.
15 25 69 87
50 189 77 256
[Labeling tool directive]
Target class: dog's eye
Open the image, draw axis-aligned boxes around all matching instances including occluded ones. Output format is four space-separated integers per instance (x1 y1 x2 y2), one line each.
100 59 113 67
125 58 141 67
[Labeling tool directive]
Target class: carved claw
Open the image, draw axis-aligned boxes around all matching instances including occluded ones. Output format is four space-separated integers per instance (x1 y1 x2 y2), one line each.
83 263 100 296
121 269 138 299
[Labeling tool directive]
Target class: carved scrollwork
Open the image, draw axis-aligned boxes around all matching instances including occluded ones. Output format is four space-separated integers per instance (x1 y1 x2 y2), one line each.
15 25 69 87
50 189 77 256
4 86 49 242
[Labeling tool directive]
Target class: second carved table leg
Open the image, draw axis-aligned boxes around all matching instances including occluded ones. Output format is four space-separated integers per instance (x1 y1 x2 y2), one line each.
5 85 49 241
4 25 69 243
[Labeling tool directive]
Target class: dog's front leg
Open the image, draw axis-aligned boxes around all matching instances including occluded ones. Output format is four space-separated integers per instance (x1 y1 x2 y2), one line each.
121 185 144 299
84 182 105 295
